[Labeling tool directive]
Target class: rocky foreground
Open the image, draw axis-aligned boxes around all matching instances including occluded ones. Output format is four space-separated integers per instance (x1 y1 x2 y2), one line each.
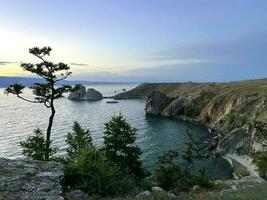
0 158 64 200
115 79 267 156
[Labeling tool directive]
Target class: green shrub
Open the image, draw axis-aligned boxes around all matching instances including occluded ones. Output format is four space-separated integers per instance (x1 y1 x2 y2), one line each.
155 129 213 191
253 150 267 179
155 150 182 190
103 114 147 179
20 128 56 161
64 147 135 196
66 121 93 157
192 167 214 188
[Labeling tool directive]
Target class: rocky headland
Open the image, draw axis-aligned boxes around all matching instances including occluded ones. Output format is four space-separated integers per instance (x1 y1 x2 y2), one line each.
115 79 267 157
68 84 103 101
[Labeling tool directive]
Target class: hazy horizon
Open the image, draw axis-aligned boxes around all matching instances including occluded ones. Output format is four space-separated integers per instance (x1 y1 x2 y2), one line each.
1 0 267 82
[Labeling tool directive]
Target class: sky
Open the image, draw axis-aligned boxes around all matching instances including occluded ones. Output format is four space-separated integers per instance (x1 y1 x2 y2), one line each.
0 0 267 82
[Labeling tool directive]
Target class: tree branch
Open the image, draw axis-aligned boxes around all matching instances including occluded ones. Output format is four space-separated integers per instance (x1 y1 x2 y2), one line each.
44 101 51 108
17 95 42 104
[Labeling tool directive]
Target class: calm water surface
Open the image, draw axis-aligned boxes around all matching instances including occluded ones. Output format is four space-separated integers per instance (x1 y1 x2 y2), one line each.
0 84 233 179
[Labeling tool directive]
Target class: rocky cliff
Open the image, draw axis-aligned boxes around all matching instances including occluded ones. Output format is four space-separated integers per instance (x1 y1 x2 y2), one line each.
68 84 103 101
116 79 267 155
0 158 64 200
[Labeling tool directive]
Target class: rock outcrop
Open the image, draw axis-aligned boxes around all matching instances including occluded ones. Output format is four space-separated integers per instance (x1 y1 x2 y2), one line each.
116 79 267 155
68 84 86 100
68 84 103 101
85 88 103 101
145 91 173 115
0 158 64 200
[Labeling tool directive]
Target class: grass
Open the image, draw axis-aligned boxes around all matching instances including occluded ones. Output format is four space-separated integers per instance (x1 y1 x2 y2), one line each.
180 183 267 200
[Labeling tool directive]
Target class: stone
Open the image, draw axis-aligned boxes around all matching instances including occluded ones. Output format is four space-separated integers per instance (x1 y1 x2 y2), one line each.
68 85 103 101
152 186 165 192
85 88 103 101
136 190 151 198
192 185 201 192
0 158 64 200
231 185 237 190
68 84 86 100
65 189 89 199
167 192 177 198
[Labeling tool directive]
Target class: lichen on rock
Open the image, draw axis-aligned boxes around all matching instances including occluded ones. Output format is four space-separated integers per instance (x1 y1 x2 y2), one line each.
0 158 64 200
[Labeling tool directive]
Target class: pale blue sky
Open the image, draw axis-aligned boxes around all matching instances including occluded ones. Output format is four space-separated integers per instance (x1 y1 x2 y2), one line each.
0 0 267 82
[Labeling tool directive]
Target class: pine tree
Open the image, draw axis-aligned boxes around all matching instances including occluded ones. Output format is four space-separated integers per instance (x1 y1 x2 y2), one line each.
5 47 73 160
20 128 56 160
66 121 93 157
103 114 146 179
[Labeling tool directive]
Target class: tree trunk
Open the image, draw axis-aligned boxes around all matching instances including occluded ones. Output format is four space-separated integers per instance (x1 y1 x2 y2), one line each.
45 86 55 160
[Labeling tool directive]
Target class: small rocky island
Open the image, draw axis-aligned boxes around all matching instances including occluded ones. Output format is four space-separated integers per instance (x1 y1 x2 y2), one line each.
68 84 103 101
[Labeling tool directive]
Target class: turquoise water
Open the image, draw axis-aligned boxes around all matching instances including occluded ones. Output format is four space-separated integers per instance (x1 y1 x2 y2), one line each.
0 84 233 179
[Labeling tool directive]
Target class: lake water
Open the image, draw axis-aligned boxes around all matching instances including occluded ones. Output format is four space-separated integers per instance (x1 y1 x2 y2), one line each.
0 84 233 179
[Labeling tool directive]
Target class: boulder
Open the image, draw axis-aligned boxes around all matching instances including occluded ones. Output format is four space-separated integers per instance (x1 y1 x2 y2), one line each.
86 88 103 101
68 84 86 100
145 91 173 115
192 185 201 192
68 85 103 101
152 186 165 192
136 190 151 198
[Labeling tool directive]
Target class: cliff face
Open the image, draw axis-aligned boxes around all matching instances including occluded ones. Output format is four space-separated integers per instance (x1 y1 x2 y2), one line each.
117 79 267 155
145 91 173 115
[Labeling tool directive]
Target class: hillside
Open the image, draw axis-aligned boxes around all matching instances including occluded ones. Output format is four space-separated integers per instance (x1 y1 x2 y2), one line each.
115 79 267 155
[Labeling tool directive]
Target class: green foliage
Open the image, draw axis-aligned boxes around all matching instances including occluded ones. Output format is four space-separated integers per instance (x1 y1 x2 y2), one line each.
20 128 56 161
155 129 213 191
182 129 202 179
155 150 182 190
253 150 267 179
5 47 73 160
66 121 93 157
103 114 146 179
183 105 199 117
252 120 267 139
64 147 135 196
192 167 214 188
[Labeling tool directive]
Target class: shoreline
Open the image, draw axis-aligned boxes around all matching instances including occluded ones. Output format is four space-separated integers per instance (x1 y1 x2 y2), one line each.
147 113 259 180
224 154 259 177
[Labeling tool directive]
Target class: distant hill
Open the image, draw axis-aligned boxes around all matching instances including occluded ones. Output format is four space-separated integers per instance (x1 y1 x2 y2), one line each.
0 76 133 87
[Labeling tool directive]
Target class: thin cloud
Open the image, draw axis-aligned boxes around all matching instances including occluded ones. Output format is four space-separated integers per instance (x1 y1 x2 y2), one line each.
70 63 90 67
0 61 17 65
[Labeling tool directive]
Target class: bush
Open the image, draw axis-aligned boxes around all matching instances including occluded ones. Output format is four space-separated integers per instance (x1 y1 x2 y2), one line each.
64 147 135 196
155 129 213 191
155 150 182 190
253 150 267 179
20 128 56 161
103 114 147 179
66 121 93 157
192 167 214 188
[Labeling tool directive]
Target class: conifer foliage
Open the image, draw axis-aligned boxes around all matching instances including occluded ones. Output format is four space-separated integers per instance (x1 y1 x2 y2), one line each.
66 121 93 157
5 47 73 160
103 114 146 179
